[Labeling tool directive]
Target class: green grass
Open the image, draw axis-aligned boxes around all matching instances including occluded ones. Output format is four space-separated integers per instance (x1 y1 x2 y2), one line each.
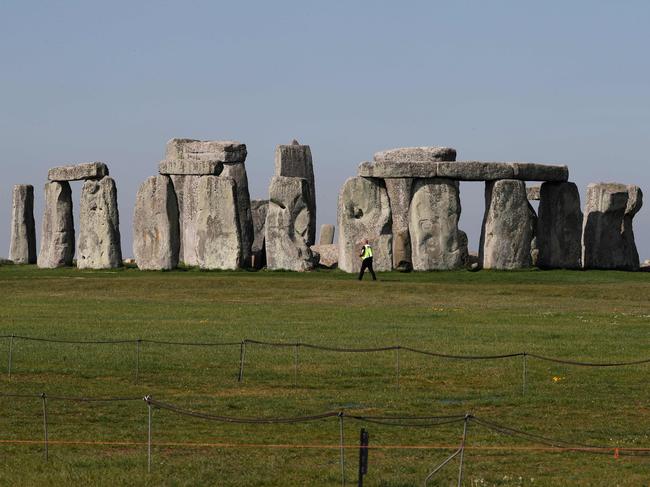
0 265 648 486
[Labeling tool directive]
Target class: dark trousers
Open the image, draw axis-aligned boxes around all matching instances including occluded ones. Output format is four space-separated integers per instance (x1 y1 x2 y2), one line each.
358 257 377 281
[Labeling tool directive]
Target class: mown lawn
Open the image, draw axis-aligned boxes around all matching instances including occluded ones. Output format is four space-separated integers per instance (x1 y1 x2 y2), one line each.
0 265 648 486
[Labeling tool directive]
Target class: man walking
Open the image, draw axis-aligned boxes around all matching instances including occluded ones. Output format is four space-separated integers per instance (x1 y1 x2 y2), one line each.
358 239 377 281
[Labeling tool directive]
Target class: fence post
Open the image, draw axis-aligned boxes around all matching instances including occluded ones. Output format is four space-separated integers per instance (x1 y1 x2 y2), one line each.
522 353 527 396
7 334 14 379
41 393 48 461
135 339 141 384
145 395 152 473
293 343 299 388
339 412 346 487
238 341 246 383
396 347 401 389
457 415 470 487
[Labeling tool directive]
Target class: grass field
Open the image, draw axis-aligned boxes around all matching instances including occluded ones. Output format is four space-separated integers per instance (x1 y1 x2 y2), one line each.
0 265 648 486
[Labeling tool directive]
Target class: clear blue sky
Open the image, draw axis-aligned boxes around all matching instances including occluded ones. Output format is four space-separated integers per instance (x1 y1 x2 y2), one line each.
1 1 648 260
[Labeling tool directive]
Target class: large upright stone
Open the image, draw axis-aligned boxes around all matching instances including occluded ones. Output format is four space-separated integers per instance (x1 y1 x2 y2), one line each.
338 177 392 273
384 178 414 269
77 177 122 269
38 181 74 268
275 141 316 245
537 182 583 269
251 199 269 269
195 176 242 270
582 183 643 270
408 179 467 270
265 176 317 271
48 162 109 182
170 175 201 266
319 224 335 245
480 179 534 270
9 185 36 264
221 160 254 267
133 176 180 270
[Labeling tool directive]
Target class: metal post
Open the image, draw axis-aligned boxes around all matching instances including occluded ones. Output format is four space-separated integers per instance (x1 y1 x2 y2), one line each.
145 396 152 473
339 413 346 487
135 340 141 383
457 415 469 487
7 334 14 379
396 347 401 389
293 344 299 388
522 353 527 396
41 393 48 461
238 341 246 382
423 449 461 486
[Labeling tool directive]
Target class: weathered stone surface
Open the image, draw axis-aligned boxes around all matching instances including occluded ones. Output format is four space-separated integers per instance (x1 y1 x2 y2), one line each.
159 159 223 176
77 177 122 269
358 160 438 178
319 224 335 245
48 162 109 182
9 185 36 264
510 163 568 182
275 142 316 245
408 179 467 270
536 182 582 269
385 178 414 268
133 176 180 270
265 176 317 271
194 176 242 270
38 181 75 268
221 161 253 267
436 162 515 181
251 199 268 269
527 186 541 201
165 139 247 163
310 244 338 268
170 175 201 266
582 183 643 270
373 146 457 164
337 177 392 273
480 179 535 269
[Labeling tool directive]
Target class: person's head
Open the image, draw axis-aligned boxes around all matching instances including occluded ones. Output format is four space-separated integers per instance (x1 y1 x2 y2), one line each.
364 239 369 245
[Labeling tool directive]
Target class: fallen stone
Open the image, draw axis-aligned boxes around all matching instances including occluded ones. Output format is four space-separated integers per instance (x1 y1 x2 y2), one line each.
337 177 392 273
408 179 468 270
38 181 75 268
9 185 36 264
133 175 180 270
159 159 223 176
527 186 541 201
373 146 456 164
221 160 254 267
251 199 269 269
194 176 242 270
77 177 122 269
385 178 414 268
275 142 316 245
48 162 109 182
536 182 583 269
319 224 335 245
480 179 535 269
311 244 338 268
582 183 643 270
265 176 317 271
165 139 247 163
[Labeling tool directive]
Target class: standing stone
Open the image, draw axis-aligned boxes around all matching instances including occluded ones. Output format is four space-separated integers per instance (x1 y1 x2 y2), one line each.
385 178 414 269
9 185 36 264
582 183 643 270
133 176 180 270
319 224 335 245
337 177 392 273
251 199 269 269
195 176 242 270
275 141 316 245
537 182 583 269
77 177 122 269
38 181 75 268
265 176 317 271
221 161 254 267
169 175 202 266
408 179 468 270
480 180 534 269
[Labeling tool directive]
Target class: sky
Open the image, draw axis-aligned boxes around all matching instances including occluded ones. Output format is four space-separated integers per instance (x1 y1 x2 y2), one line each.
1 1 649 260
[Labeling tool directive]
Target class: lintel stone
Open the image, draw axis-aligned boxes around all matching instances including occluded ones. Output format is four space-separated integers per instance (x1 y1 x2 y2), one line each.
48 162 109 182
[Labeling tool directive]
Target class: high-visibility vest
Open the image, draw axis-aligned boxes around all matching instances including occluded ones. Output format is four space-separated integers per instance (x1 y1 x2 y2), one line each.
362 245 373 259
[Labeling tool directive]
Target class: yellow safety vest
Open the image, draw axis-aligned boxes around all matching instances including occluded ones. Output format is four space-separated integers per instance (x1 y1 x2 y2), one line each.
362 245 373 259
